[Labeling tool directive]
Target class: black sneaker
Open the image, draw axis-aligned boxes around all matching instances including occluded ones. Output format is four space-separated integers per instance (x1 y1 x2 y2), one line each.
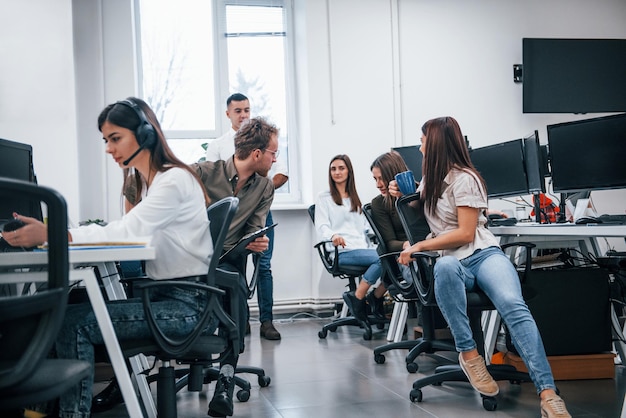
208 365 235 417
342 291 367 322
366 292 386 320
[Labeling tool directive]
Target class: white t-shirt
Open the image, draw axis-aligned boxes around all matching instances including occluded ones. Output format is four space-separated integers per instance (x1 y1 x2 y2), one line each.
418 168 499 260
70 167 212 280
205 128 289 178
314 191 371 251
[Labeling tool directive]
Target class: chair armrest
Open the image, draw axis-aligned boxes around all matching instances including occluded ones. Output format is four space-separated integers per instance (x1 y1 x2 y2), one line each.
313 240 337 273
501 242 536 283
135 279 225 297
406 251 440 306
135 279 224 357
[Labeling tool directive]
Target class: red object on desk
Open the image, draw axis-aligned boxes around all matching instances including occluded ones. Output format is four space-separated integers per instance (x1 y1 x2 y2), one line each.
531 193 560 223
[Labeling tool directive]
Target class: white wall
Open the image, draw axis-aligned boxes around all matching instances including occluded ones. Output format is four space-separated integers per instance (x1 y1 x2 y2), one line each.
2 0 626 308
0 0 80 222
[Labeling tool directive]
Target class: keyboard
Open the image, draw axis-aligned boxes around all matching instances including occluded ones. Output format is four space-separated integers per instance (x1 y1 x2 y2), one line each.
597 214 626 225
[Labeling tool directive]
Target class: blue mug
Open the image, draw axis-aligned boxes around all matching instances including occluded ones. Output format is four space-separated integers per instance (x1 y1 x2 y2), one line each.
395 170 416 195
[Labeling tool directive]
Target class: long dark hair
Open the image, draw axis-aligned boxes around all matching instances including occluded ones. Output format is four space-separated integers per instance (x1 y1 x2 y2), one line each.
370 151 409 211
328 154 362 213
421 116 485 214
98 97 210 206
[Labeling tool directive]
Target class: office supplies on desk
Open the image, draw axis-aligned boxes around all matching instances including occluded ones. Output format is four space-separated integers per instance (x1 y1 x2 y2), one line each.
598 214 626 225
489 217 518 226
575 216 601 225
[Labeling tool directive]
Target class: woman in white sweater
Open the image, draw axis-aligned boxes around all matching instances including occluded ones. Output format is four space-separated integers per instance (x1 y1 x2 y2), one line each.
5 98 233 418
315 154 382 322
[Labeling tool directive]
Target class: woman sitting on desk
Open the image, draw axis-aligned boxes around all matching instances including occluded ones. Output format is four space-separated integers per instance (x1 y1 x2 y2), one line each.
393 117 570 418
4 98 235 418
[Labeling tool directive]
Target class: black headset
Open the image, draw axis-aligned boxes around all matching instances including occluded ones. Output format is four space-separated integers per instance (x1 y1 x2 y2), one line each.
117 99 157 150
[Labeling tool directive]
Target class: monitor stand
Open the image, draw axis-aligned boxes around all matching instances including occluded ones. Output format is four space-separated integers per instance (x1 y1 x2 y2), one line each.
533 192 542 223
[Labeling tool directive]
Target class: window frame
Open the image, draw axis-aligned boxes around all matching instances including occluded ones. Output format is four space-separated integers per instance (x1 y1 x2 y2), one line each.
134 0 301 205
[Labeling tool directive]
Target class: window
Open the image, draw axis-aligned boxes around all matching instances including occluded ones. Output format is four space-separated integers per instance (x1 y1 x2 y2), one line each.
136 0 298 202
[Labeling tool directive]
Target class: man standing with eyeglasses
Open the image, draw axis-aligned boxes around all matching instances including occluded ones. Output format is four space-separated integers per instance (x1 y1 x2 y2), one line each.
206 93 288 341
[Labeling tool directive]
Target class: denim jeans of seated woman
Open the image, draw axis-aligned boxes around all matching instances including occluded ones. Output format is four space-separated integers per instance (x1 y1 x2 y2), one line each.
337 248 382 286
433 246 556 394
54 286 218 418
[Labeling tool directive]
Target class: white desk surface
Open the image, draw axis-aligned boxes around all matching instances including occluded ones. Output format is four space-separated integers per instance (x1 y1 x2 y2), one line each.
491 223 626 238
0 246 156 418
0 246 155 266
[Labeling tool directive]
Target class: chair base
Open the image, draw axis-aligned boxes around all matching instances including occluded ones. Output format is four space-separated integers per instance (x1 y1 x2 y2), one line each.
318 314 388 341
373 337 457 373
409 364 532 411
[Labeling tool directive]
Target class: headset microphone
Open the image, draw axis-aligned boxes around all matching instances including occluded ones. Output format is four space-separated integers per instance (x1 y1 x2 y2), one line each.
123 144 144 166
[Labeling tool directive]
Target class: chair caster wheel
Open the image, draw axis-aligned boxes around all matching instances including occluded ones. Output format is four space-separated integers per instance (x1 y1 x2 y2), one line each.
318 329 328 339
482 396 497 411
258 375 271 387
374 353 385 364
329 325 338 332
236 389 250 402
376 322 385 330
406 362 419 373
410 389 423 402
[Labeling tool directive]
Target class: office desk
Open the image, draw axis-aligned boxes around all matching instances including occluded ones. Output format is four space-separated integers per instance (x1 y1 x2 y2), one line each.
491 224 626 418
0 246 155 418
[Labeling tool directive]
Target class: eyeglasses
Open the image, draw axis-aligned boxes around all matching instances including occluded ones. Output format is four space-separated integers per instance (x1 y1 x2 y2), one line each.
265 148 280 158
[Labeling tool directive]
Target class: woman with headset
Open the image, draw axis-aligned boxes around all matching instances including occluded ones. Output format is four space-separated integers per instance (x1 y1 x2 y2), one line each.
5 98 236 418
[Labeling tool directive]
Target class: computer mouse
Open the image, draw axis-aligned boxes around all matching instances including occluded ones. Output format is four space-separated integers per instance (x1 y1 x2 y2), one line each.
2 218 25 232
574 216 602 225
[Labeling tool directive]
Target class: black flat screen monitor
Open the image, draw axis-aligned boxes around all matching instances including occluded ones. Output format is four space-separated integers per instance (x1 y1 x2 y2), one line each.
392 145 423 181
547 113 626 193
0 138 43 225
523 130 546 194
522 38 626 113
470 139 529 198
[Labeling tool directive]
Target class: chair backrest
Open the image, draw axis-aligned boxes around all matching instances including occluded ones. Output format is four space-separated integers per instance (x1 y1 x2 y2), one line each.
0 178 69 389
395 193 439 306
207 196 239 285
362 203 416 298
141 196 239 357
307 204 315 223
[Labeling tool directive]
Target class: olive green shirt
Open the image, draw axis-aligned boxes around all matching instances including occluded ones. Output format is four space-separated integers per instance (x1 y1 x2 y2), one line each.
193 158 274 251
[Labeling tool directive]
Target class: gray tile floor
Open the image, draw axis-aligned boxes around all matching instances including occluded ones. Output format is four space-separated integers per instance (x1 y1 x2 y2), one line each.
97 316 626 417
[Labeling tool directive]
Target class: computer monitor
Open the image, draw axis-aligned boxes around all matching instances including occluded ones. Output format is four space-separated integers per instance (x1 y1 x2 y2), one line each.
523 130 546 194
392 145 423 181
547 113 626 193
522 38 626 113
0 138 43 225
470 138 529 198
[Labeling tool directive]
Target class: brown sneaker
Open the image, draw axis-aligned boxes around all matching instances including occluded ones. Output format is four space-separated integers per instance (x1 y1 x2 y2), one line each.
541 394 571 418
260 321 281 340
459 354 499 397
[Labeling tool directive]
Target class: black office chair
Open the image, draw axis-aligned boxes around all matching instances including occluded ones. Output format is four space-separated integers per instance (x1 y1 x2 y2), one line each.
395 193 534 411
0 178 91 414
308 204 387 340
362 202 454 371
121 196 250 418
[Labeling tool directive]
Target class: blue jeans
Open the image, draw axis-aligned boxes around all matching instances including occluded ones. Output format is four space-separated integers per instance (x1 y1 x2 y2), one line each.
55 285 218 418
253 211 274 323
337 248 381 286
433 246 555 394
